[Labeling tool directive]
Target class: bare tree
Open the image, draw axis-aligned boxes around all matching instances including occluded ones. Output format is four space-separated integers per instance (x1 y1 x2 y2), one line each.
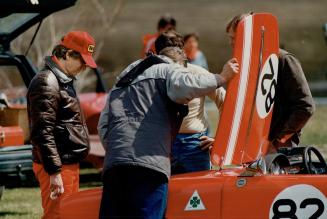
11 0 125 92
76 0 124 92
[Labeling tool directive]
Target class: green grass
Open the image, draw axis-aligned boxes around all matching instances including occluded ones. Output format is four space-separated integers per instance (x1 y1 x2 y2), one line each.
0 187 41 219
301 105 327 154
0 168 102 219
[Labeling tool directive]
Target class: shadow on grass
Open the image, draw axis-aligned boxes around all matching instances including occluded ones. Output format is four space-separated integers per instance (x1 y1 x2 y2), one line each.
0 212 27 217
79 168 103 188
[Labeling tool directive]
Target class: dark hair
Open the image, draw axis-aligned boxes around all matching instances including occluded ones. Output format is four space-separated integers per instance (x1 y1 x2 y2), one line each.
52 39 82 60
157 14 176 31
155 30 184 54
183 33 199 43
225 12 253 33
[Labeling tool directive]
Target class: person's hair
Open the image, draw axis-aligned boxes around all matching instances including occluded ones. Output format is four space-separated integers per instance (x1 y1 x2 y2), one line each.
155 30 184 54
157 14 176 31
159 47 187 66
52 45 82 60
183 33 199 43
225 12 253 33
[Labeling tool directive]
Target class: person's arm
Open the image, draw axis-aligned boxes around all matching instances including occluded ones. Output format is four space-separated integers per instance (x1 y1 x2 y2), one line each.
185 63 226 113
276 53 315 141
190 65 226 150
97 92 111 149
28 73 64 198
167 58 238 104
207 87 226 115
28 74 62 174
200 86 225 151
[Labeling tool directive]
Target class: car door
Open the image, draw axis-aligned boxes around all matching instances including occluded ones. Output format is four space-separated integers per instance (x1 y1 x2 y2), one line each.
221 175 327 219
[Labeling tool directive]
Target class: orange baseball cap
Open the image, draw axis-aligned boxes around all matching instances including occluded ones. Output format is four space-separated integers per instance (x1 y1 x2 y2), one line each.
60 31 97 68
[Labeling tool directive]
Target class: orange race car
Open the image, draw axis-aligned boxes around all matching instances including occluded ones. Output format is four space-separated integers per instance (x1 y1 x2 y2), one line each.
60 13 327 219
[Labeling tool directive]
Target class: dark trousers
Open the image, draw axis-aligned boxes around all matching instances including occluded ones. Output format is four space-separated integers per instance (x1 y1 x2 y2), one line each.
99 165 168 219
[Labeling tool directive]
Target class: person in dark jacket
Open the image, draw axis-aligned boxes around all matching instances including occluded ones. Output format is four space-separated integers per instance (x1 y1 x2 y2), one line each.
27 31 97 219
98 30 239 219
226 13 315 152
269 48 315 149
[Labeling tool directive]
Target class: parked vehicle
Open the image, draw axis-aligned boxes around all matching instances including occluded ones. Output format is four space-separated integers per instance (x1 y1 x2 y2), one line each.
0 0 107 188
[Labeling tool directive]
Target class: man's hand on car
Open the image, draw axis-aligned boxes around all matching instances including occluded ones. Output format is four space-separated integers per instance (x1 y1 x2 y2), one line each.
220 58 239 83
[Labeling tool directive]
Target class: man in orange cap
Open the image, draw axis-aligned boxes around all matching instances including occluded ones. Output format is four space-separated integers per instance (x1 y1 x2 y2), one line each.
27 30 97 219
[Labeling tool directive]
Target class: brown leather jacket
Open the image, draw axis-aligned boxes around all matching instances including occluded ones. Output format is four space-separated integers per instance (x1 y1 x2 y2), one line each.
27 56 90 175
269 49 315 148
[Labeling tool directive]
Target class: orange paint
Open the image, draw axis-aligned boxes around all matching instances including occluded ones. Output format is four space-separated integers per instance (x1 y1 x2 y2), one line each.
61 169 327 219
212 13 279 166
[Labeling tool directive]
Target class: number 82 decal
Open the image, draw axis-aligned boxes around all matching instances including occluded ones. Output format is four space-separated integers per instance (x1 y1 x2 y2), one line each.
269 184 327 219
256 54 279 119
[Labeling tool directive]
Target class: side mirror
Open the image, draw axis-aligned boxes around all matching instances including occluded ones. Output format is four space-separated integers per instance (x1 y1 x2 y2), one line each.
240 157 267 176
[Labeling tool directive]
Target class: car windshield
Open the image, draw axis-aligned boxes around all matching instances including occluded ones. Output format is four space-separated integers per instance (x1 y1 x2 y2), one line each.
0 13 38 35
0 66 27 104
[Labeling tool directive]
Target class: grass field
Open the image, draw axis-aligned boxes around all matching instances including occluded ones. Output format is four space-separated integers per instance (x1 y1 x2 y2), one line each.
0 107 326 219
0 168 102 219
0 187 41 219
301 105 327 154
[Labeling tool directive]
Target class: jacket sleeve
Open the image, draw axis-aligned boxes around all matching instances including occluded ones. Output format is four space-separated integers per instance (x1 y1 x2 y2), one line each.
166 64 225 104
97 93 110 150
28 73 62 175
276 53 315 139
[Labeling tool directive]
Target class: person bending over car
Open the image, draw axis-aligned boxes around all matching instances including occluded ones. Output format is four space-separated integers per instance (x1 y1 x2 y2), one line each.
27 31 97 219
98 30 239 219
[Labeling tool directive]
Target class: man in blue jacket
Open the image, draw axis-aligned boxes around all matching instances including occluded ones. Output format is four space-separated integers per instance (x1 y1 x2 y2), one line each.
98 30 239 219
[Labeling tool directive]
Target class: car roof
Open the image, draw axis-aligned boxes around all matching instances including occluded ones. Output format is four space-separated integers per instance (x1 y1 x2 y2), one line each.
0 0 77 45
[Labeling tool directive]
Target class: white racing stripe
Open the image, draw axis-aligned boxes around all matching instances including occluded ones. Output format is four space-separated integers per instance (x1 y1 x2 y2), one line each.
223 15 253 165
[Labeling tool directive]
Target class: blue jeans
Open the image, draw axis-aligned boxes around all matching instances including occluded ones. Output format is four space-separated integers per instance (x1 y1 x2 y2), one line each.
99 166 168 219
171 131 210 175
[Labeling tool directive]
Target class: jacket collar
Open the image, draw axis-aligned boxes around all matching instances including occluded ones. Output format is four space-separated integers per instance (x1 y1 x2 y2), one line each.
158 55 174 64
44 56 75 84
